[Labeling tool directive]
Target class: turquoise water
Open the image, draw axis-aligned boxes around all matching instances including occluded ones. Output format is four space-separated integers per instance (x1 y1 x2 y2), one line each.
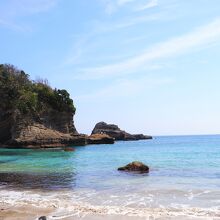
1 135 220 217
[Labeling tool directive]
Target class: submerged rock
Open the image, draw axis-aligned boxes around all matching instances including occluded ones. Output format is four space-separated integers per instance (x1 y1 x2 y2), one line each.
92 122 152 141
64 147 75 152
87 134 115 145
118 161 149 173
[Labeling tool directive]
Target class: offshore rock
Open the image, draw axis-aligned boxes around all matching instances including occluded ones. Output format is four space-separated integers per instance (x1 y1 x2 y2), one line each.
64 147 75 152
92 122 152 141
118 161 149 173
87 134 115 145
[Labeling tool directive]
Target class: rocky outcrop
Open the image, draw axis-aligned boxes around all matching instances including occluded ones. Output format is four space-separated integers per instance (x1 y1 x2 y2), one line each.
118 161 149 173
0 64 88 148
0 65 151 148
0 109 87 148
92 122 152 141
87 134 115 145
132 134 152 140
0 110 116 148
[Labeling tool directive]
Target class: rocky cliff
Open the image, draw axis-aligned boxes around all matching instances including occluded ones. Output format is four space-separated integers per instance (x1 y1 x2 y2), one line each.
0 64 113 148
0 64 150 148
0 108 87 148
92 122 152 141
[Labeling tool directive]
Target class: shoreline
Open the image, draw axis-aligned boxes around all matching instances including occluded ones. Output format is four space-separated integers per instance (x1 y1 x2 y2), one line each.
1 200 220 220
1 188 220 220
1 136 220 220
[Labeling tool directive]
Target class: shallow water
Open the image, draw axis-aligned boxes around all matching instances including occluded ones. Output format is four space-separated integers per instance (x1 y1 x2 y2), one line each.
0 135 220 219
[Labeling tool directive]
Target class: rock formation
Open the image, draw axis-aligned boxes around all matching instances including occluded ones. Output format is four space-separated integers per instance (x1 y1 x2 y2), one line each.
0 64 151 148
0 64 112 148
0 107 88 148
92 122 152 141
87 134 114 145
118 161 149 173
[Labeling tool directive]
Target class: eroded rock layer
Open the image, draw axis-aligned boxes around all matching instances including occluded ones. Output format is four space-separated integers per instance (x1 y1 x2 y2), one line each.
0 109 86 148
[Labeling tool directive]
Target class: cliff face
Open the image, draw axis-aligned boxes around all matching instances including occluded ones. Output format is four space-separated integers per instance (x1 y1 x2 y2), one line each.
0 110 14 143
38 110 78 135
92 122 152 141
0 108 85 148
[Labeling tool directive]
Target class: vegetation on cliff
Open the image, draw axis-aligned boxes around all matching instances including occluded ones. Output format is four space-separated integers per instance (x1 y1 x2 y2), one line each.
0 64 76 114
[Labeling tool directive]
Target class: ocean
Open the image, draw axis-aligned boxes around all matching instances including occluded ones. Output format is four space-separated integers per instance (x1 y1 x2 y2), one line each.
0 135 220 219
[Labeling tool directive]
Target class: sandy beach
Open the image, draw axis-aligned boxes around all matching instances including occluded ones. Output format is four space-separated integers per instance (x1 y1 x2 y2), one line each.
1 136 220 220
1 204 220 220
1 191 220 220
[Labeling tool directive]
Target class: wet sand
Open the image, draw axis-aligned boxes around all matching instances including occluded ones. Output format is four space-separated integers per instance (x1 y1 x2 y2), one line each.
1 202 220 220
0 204 53 220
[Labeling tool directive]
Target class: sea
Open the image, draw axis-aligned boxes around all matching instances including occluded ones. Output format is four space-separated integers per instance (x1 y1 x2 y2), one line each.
0 135 220 219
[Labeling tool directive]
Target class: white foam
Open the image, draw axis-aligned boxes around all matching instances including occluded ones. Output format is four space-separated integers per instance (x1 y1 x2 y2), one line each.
1 189 220 219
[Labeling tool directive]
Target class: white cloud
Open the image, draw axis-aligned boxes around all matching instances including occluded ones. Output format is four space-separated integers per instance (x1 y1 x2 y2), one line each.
114 13 161 29
96 13 161 33
0 0 57 31
76 18 220 79
0 0 57 17
117 0 136 6
0 19 29 32
78 76 174 101
103 0 155 14
64 12 162 66
102 0 137 14
135 0 158 11
14 0 57 14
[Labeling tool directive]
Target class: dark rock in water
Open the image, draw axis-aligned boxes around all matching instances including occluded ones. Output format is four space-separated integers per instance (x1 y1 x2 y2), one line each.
0 171 76 190
87 134 115 145
118 161 149 173
39 216 47 220
64 147 75 152
92 122 152 141
132 134 152 140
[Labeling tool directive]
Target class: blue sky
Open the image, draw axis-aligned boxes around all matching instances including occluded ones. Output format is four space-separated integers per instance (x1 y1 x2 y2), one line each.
1 0 220 135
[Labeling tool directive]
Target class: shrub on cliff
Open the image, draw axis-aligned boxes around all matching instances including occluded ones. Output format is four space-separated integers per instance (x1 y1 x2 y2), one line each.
0 64 76 114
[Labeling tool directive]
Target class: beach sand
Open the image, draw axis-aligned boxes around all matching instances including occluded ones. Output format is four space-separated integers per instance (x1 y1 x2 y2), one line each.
0 203 53 220
1 202 220 220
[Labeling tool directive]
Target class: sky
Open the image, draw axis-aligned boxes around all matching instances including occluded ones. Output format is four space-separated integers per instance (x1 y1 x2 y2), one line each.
0 0 220 136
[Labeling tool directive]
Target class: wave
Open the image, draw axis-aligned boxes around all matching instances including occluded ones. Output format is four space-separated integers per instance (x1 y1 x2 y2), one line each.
1 189 220 219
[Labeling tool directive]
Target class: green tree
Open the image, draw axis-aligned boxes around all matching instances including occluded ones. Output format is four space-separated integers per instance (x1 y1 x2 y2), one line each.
0 64 76 114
